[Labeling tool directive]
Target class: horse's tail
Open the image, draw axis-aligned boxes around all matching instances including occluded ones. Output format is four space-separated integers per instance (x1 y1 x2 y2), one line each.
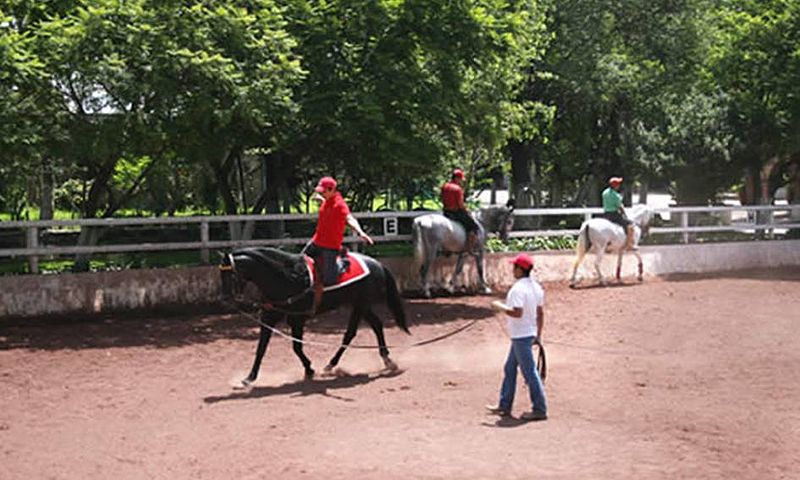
577 221 591 254
412 219 424 265
384 268 409 333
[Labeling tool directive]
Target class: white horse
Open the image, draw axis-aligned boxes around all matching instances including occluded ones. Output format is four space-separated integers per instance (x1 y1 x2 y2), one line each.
569 204 653 287
412 205 513 298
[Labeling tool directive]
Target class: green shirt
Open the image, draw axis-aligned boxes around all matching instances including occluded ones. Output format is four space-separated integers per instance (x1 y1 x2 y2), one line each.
602 187 623 213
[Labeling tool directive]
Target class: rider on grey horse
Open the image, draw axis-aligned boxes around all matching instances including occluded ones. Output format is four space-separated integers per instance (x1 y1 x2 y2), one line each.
441 168 480 252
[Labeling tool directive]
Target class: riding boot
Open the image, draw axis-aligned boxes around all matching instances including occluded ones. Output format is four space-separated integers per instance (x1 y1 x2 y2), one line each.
625 225 637 251
313 279 323 314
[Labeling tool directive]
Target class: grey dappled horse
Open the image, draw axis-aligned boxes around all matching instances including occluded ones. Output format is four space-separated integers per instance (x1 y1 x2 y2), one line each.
569 204 653 287
412 203 514 298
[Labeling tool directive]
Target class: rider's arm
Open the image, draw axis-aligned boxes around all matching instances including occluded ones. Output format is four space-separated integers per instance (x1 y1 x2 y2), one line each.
346 214 374 245
615 190 626 215
457 186 467 211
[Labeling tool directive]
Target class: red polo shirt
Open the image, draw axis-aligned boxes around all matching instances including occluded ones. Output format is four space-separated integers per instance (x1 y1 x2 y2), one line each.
312 192 350 250
441 181 464 211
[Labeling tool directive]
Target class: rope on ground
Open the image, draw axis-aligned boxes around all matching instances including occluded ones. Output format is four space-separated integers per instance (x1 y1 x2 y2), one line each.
230 303 479 350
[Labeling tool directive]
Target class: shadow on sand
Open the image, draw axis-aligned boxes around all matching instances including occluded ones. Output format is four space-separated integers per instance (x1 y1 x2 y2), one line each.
660 267 800 283
203 368 405 404
568 281 642 291
480 415 545 429
0 298 495 352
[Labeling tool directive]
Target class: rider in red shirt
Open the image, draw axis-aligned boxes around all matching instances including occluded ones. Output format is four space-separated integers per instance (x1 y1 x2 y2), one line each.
306 177 373 308
441 168 479 251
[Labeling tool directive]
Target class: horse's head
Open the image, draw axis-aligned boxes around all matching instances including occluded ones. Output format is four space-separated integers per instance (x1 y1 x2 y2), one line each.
478 201 515 242
628 205 654 238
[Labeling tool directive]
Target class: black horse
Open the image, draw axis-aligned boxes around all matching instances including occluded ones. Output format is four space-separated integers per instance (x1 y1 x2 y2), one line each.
220 247 409 387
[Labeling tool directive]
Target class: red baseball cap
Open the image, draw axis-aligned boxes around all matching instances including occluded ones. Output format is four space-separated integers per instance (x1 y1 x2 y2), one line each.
509 253 534 270
315 176 337 192
452 168 465 179
609 176 623 186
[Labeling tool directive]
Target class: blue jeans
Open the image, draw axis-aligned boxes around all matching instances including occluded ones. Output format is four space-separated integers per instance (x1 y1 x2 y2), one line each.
498 336 547 413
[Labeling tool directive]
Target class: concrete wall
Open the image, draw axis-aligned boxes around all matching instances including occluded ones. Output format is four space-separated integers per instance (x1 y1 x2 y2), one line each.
1 240 798 319
0 267 220 319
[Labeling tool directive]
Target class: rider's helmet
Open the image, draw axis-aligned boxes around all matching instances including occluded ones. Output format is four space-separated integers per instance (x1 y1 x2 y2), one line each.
452 168 465 180
608 176 623 187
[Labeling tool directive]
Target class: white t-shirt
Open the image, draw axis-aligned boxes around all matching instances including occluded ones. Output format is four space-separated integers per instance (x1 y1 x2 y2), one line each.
505 277 545 339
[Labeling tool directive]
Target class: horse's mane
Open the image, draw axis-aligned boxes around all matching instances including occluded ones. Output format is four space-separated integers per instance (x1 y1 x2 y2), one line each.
233 247 309 286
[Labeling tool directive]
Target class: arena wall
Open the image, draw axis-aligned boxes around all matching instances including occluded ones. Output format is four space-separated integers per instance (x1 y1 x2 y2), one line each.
2 240 799 318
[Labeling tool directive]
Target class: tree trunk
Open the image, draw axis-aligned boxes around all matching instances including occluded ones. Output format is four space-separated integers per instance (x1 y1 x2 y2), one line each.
268 153 287 237
213 148 242 240
40 158 54 220
509 141 532 206
638 177 649 204
73 162 115 272
509 140 537 229
787 154 800 238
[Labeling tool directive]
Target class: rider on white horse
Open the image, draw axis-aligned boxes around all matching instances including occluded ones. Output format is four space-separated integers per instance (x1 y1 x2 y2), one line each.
602 176 636 251
441 168 480 252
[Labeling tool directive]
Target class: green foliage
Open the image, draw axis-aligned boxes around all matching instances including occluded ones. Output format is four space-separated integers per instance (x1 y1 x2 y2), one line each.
485 235 576 252
1 0 799 225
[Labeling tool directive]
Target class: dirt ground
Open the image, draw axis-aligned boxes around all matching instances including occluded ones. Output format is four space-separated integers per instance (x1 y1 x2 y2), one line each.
1 268 799 479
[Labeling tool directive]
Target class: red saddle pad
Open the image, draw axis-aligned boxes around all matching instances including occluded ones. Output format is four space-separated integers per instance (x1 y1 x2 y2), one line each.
304 252 369 291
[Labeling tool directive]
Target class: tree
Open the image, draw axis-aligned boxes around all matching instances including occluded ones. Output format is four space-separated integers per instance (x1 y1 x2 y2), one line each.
272 0 551 211
707 0 800 204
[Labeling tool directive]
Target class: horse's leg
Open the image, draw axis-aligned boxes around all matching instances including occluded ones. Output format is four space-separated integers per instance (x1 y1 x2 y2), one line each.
634 250 644 282
594 245 607 286
570 225 590 288
419 239 435 298
570 248 588 288
474 248 491 294
240 311 283 388
324 308 361 372
364 309 397 371
616 250 624 283
288 316 314 380
450 252 466 293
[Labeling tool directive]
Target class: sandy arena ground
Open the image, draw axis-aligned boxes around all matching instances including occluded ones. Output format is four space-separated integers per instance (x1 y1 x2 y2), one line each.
1 268 799 479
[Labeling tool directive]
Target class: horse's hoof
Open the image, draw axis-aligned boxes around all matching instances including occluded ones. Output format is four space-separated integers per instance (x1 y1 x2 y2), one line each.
480 287 492 295
234 378 254 390
637 276 644 282
569 283 577 289
384 360 398 372
323 364 334 373
304 369 315 381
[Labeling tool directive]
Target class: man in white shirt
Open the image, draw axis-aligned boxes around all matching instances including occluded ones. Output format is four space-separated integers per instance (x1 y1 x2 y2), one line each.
486 253 548 421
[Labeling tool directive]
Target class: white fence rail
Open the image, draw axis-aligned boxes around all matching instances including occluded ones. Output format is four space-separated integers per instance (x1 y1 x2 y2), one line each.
1 205 798 273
